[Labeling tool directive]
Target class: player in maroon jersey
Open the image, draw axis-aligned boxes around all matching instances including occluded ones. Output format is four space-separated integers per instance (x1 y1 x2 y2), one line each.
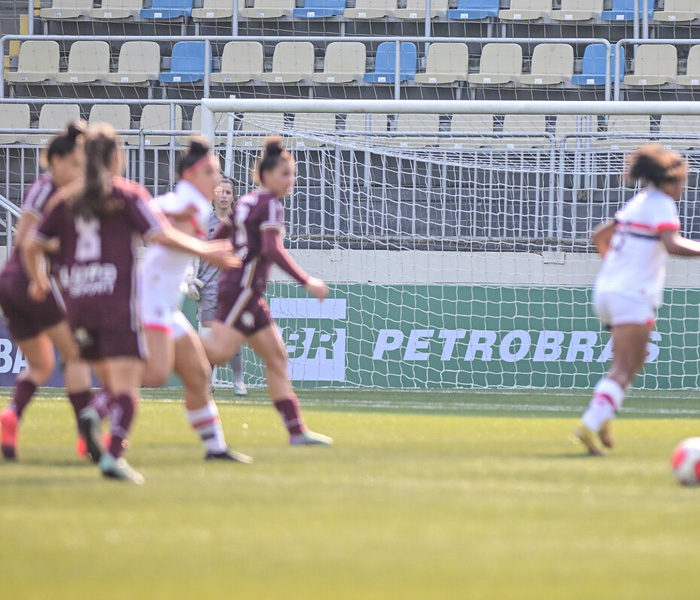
203 136 332 446
23 123 238 483
0 121 96 461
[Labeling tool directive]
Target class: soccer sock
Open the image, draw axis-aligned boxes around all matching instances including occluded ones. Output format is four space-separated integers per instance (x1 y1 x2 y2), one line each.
230 350 243 382
10 379 37 420
274 396 305 436
107 394 135 459
68 390 92 429
186 402 227 454
90 388 111 420
582 378 625 432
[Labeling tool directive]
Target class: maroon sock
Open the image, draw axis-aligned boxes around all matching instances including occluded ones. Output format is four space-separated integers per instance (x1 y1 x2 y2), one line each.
90 388 111 420
68 390 92 427
107 394 135 459
10 379 37 420
273 396 305 435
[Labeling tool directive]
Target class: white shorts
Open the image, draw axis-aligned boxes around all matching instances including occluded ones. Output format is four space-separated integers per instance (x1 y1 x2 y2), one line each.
593 290 656 329
140 294 194 340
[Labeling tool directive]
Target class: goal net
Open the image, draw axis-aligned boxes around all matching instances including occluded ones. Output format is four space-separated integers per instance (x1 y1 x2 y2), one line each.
204 98 700 391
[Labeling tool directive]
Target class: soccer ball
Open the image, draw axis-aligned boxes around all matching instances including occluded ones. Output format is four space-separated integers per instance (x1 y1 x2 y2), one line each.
671 438 700 485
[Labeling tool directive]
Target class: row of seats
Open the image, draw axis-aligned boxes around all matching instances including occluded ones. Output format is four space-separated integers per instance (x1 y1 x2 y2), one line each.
1 103 697 151
37 0 696 24
12 39 673 89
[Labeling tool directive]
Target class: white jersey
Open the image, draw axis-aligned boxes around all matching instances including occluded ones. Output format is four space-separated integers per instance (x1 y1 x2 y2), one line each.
594 187 680 308
140 180 212 310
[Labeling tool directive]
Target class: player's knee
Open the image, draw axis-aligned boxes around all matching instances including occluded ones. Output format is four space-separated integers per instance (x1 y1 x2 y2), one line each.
27 357 54 386
142 364 169 387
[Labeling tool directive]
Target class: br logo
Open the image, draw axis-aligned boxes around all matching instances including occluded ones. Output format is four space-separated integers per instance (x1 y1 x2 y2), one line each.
270 298 347 382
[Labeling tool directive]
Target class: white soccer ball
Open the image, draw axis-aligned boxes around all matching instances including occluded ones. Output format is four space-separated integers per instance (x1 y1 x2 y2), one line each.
671 438 700 485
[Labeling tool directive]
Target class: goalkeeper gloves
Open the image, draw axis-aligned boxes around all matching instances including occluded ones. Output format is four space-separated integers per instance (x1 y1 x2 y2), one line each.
186 277 204 301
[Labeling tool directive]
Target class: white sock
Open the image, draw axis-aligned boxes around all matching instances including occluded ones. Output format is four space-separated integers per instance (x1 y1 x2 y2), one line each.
582 378 625 432
200 326 212 341
186 402 227 454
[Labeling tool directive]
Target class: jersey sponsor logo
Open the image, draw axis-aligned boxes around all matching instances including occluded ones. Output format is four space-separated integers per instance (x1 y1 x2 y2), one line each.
58 263 118 298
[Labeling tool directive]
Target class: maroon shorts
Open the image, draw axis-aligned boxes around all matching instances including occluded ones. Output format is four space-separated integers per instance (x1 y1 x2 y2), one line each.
217 285 273 337
0 269 65 341
71 324 146 362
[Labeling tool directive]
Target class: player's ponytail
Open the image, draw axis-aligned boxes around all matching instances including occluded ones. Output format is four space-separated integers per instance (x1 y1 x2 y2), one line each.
625 143 687 187
43 119 87 166
178 135 213 177
255 135 293 185
73 123 118 220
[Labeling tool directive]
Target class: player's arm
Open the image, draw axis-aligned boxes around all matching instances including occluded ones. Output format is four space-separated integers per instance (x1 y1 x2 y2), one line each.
150 224 240 270
659 229 700 257
22 228 55 302
592 220 616 257
261 227 328 301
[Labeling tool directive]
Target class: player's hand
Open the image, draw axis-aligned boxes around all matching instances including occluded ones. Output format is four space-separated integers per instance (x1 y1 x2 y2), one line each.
186 277 204 301
202 240 241 270
305 277 328 302
29 277 50 302
44 237 61 254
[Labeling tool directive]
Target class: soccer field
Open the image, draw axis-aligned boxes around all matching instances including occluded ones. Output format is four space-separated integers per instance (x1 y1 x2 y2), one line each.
2 388 700 600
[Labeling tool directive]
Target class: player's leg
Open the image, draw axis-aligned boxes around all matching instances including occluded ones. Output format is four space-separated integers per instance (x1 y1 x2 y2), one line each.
141 328 175 387
247 324 332 446
230 350 247 396
201 320 245 366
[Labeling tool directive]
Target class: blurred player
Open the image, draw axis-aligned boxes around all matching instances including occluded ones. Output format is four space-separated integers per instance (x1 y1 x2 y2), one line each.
575 144 700 455
203 136 332 446
0 121 95 460
188 176 247 396
139 138 250 463
23 123 236 483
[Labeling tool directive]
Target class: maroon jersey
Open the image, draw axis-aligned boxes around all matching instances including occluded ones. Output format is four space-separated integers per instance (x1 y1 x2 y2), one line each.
35 177 162 330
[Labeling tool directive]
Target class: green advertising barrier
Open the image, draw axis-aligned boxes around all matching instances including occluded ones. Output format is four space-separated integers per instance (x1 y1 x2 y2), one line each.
242 284 700 390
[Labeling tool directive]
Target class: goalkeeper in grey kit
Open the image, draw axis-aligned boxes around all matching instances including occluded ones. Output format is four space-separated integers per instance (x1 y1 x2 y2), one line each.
188 176 247 395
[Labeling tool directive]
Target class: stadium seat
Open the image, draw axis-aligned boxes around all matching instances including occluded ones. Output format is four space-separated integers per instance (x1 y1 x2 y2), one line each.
56 41 111 84
27 104 81 146
343 113 389 145
623 44 677 86
659 115 700 149
414 43 469 85
0 104 31 145
446 0 500 21
127 104 183 146
594 115 651 150
210 41 264 84
675 45 700 86
312 42 366 84
188 105 229 145
4 41 60 84
383 114 440 148
393 0 449 20
140 0 192 20
106 41 161 85
239 0 295 19
653 0 700 22
520 44 574 86
467 43 522 86
294 0 346 18
549 0 603 22
90 0 142 20
88 104 133 138
601 0 655 22
288 113 337 149
231 113 286 148
345 0 393 19
555 114 597 148
439 114 494 149
364 42 418 84
39 0 92 20
260 42 315 84
159 42 210 84
571 44 625 86
494 115 549 149
498 0 552 22
192 0 238 20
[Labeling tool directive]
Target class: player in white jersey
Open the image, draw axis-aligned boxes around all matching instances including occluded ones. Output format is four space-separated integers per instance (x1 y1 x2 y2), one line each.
575 144 700 455
139 137 251 463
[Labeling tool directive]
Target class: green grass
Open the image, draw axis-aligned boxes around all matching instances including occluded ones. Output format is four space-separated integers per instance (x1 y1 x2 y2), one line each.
2 388 700 600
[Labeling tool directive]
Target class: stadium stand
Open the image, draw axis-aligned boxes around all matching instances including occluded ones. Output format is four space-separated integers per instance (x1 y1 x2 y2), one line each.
0 103 30 144
88 103 132 133
26 104 81 145
445 0 500 21
498 0 552 22
344 0 394 20
493 114 549 149
4 40 60 84
126 103 183 146
55 40 111 84
260 41 315 84
293 1 347 19
519 43 574 86
675 45 700 87
653 0 700 23
383 113 440 148
210 41 264 84
393 0 449 20
623 44 678 87
191 0 236 22
89 0 142 21
467 43 522 86
601 0 655 22
414 43 469 85
439 114 494 149
289 112 337 149
571 44 624 86
105 41 161 85
550 0 604 22
230 112 286 148
239 0 295 19
594 114 651 150
659 114 700 149
312 41 366 84
39 0 92 21
140 0 193 21
363 42 418 84
159 41 209 84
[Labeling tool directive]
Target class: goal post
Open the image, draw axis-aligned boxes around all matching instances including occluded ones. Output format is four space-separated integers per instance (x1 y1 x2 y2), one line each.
202 99 700 390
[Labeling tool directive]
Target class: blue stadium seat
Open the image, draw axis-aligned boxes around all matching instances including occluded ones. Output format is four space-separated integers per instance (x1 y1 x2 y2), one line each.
159 41 209 83
601 0 654 21
141 0 192 20
293 0 346 18
571 44 626 86
364 42 417 84
446 0 500 21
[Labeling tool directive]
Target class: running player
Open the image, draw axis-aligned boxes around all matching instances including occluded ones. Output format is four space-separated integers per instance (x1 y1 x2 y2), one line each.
188 176 247 396
202 136 332 446
0 121 95 460
575 144 700 455
139 137 250 463
23 123 237 483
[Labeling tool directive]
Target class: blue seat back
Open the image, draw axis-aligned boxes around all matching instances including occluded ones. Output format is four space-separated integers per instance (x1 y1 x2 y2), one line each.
170 41 208 74
582 44 626 81
374 42 418 76
457 0 500 9
150 0 193 9
609 0 655 16
304 0 346 9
